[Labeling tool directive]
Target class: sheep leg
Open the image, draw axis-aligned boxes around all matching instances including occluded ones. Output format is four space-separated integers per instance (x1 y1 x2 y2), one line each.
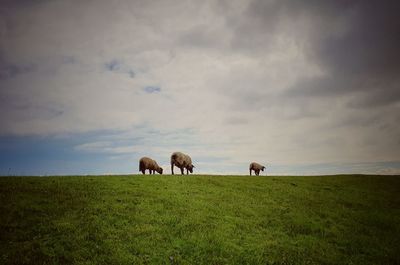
171 163 174 175
250 169 252 176
141 169 145 175
256 170 260 176
180 167 184 175
186 168 189 175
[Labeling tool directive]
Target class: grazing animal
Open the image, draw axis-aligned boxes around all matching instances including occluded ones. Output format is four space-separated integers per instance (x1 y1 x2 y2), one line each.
249 162 266 176
139 157 163 175
170 152 195 175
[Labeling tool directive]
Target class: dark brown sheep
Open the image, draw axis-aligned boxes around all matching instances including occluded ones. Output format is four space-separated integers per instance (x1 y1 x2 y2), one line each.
249 162 266 176
139 157 163 175
170 152 194 175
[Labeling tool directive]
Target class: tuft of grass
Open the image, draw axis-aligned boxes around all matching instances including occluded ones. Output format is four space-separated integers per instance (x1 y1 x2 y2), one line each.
0 175 399 264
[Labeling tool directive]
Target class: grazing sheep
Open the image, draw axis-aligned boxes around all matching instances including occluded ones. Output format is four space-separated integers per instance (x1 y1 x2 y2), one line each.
249 162 266 176
171 152 195 175
139 157 163 175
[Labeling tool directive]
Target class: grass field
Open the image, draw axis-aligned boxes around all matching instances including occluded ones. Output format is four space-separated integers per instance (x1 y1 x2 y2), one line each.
0 175 399 265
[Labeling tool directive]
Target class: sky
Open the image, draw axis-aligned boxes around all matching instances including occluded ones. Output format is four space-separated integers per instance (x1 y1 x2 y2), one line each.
1 0 400 175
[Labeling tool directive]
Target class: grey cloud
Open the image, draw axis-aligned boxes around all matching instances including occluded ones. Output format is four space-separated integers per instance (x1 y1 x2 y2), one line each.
179 25 221 48
61 56 76 64
0 87 64 122
0 0 50 12
221 76 321 121
311 1 400 106
228 0 400 108
104 59 135 78
313 1 400 77
225 116 248 125
334 114 380 129
347 84 400 109
0 59 35 80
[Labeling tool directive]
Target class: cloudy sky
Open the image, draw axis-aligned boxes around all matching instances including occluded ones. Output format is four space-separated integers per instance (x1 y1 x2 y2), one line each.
1 0 400 175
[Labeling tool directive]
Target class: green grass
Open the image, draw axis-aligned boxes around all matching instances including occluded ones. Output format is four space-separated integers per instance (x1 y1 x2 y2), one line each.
1 175 399 265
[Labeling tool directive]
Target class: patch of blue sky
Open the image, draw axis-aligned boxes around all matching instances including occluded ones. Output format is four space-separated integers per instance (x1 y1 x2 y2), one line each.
0 60 36 80
1 128 399 176
143 86 161 93
104 59 135 78
0 130 145 176
105 59 121 71
269 162 400 175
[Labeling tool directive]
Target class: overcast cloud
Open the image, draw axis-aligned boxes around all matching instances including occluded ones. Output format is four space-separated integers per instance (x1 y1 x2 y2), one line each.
1 0 399 175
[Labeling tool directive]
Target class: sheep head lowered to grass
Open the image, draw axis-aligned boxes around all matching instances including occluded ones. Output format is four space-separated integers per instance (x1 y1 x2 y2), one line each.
139 157 163 175
170 152 195 175
249 162 266 176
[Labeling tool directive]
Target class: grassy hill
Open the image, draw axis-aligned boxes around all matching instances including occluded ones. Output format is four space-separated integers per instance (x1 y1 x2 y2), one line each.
1 175 399 264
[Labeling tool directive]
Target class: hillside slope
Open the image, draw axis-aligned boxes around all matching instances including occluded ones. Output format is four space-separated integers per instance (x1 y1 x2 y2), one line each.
1 175 399 264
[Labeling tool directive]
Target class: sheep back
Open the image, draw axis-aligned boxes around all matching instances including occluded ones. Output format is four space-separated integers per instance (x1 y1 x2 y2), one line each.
139 157 162 173
249 162 265 171
171 152 193 168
